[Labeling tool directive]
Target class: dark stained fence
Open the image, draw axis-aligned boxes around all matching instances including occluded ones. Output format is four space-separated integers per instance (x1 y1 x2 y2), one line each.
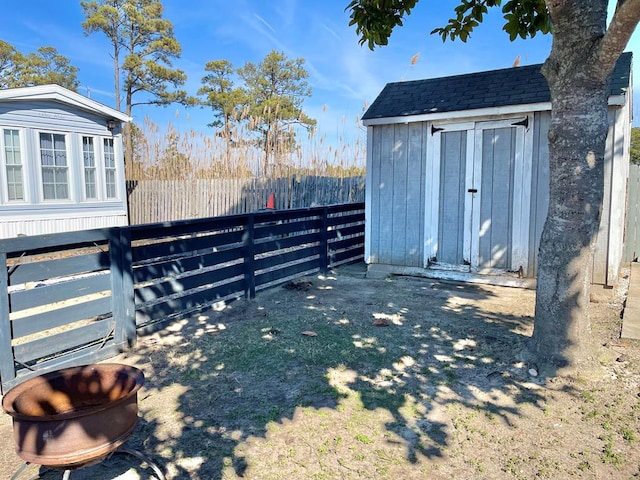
0 229 133 394
0 203 365 393
624 164 640 262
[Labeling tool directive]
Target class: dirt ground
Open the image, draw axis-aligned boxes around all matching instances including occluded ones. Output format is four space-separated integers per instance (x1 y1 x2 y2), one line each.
1 262 639 480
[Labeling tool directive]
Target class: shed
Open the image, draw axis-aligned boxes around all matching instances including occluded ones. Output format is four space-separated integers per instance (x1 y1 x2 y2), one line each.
362 52 633 287
0 84 131 239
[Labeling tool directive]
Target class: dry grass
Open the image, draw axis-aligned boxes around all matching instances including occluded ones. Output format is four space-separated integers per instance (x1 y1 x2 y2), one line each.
3 265 638 480
127 116 366 182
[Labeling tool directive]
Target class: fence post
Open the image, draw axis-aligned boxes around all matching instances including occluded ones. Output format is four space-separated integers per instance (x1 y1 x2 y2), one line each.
320 206 329 274
111 227 136 348
244 214 256 299
0 252 14 392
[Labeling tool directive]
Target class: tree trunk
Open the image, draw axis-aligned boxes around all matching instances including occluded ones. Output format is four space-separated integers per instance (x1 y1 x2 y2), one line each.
113 45 120 112
124 89 133 168
224 118 232 168
264 123 272 177
528 0 613 376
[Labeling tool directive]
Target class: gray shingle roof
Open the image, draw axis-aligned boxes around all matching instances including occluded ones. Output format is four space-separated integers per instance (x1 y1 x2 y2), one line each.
362 52 632 121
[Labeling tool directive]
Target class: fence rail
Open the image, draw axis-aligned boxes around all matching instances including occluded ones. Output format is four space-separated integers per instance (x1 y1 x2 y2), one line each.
0 202 365 393
126 175 365 224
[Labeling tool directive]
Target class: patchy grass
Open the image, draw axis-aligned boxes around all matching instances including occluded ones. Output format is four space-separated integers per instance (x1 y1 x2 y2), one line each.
2 265 639 480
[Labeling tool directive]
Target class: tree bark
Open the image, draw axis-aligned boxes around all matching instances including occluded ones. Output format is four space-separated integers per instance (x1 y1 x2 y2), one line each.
124 88 133 168
529 0 616 376
113 44 120 112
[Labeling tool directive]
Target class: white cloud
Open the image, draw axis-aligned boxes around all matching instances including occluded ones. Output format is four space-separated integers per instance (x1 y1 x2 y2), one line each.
253 14 277 35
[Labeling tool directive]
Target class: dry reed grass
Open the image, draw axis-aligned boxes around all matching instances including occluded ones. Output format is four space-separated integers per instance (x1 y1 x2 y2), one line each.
127 115 366 181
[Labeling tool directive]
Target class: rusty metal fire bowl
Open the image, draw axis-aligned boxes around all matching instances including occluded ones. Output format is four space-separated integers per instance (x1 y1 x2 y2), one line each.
1 363 144 469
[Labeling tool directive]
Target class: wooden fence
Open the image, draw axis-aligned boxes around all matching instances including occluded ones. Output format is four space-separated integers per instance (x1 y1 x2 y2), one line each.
624 164 640 262
126 175 365 224
0 203 365 393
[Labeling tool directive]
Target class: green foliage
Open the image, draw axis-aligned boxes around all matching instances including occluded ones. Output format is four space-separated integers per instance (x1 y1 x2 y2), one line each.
355 433 374 444
346 0 419 50
346 0 550 49
0 40 17 80
82 0 192 166
432 0 550 43
197 53 317 173
81 0 190 114
198 60 248 131
0 40 79 91
197 60 249 164
237 51 316 173
621 427 636 442
20 47 80 90
600 433 625 465
631 128 640 165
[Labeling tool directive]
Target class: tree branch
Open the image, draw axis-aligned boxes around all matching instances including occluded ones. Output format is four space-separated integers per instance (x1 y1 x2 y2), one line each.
599 0 640 71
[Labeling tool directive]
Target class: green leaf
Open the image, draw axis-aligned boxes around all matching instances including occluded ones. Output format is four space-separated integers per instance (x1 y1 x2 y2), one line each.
347 0 550 47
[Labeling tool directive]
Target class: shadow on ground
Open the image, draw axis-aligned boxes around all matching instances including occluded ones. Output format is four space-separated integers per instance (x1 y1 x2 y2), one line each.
5 263 633 479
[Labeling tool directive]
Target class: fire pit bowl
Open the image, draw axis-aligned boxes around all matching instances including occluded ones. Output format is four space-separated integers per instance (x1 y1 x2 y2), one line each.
1 363 144 469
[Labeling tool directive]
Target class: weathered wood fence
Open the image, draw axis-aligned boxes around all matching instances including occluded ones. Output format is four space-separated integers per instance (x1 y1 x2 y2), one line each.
126 175 366 224
624 164 640 262
0 203 365 393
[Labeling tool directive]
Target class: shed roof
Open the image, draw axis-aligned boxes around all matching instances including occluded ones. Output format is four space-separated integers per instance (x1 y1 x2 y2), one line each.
362 52 632 121
0 84 132 123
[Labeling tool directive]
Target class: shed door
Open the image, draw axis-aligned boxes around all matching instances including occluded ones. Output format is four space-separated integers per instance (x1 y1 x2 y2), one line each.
437 130 468 265
475 124 518 271
429 118 530 273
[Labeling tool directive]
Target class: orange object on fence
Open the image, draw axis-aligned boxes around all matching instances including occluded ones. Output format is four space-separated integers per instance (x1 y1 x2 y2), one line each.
266 193 276 209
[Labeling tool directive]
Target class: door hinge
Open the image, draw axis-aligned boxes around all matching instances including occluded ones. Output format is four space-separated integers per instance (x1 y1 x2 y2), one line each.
512 117 529 128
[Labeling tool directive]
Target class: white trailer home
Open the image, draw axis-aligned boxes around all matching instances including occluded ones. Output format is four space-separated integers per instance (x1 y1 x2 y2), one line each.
0 84 131 239
362 53 633 287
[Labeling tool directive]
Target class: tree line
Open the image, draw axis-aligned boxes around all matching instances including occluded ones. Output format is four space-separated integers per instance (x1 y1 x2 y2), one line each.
0 41 79 91
1 0 321 177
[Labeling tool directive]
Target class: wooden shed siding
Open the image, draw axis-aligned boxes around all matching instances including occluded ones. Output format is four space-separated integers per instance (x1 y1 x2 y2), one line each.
478 127 516 269
526 107 626 284
611 105 631 278
407 123 426 266
367 123 426 267
591 105 629 285
366 105 628 285
603 103 630 284
528 111 551 277
376 125 395 264
391 125 408 264
438 130 467 264
592 110 615 284
369 123 390 265
364 127 372 263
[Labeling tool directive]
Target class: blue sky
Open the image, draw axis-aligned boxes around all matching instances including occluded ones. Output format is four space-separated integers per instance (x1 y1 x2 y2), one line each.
3 1 639 149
